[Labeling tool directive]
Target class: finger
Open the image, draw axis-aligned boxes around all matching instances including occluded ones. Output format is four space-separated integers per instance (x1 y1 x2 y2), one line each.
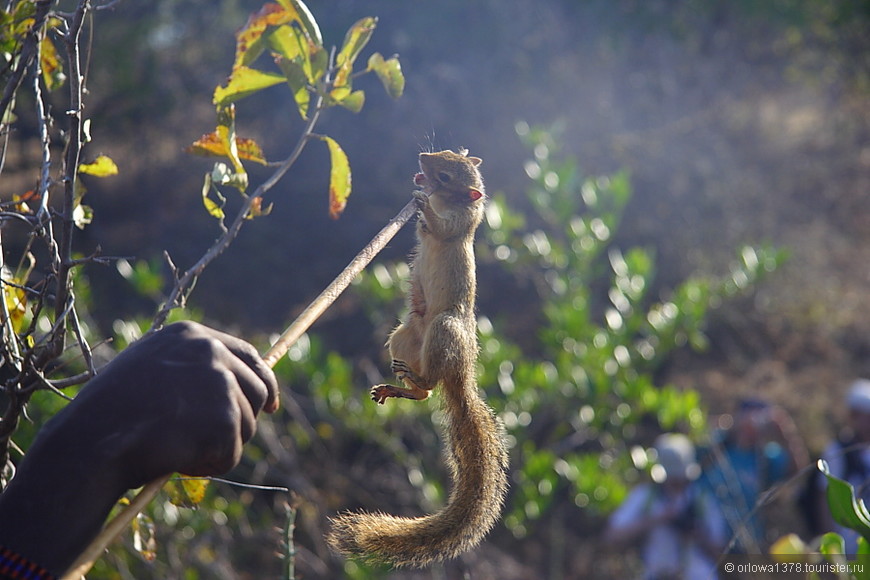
203 327 281 413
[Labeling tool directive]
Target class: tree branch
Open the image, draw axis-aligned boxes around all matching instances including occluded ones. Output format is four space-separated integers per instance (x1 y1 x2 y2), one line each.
149 94 326 333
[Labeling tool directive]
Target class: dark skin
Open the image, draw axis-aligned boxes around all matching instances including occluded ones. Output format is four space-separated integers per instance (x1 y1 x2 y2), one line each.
0 321 279 575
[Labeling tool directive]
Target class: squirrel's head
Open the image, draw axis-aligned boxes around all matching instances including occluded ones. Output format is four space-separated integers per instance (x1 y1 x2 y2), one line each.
416 149 484 202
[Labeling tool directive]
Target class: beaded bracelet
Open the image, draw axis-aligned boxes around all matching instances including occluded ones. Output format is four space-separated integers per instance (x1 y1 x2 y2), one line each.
0 546 55 580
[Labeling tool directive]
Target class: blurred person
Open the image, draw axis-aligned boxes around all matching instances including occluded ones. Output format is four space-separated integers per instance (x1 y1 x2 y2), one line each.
700 398 807 552
606 433 726 580
0 321 280 579
815 378 870 554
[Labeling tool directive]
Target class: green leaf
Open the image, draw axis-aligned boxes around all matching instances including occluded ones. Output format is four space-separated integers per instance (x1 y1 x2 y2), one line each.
214 66 284 108
318 135 351 219
267 24 307 65
819 532 847 556
275 55 311 119
367 52 405 99
334 17 377 87
79 155 119 177
820 459 870 543
336 89 365 113
277 0 322 46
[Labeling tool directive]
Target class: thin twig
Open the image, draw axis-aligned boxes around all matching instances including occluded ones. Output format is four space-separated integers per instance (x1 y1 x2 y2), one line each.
0 0 54 124
51 0 89 350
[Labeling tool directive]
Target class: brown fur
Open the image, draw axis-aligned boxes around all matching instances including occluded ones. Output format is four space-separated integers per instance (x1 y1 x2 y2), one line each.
327 150 509 567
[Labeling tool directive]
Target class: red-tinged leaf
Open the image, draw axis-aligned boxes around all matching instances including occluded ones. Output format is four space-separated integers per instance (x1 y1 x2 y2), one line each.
318 136 351 219
12 190 40 213
368 52 405 99
246 196 274 219
234 3 294 70
187 133 267 165
214 66 284 108
187 132 225 158
237 137 268 165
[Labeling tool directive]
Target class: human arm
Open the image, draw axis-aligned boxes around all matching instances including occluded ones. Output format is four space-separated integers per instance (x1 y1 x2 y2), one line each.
604 485 671 545
0 321 279 576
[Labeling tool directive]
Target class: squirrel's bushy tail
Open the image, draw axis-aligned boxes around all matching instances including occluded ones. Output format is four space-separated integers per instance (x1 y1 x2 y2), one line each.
327 385 509 568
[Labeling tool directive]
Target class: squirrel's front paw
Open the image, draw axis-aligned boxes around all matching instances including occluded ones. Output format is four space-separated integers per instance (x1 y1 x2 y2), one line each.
391 359 413 377
412 190 429 209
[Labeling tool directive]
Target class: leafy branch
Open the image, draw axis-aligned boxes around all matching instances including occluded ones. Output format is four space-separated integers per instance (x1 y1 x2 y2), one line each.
151 0 404 331
0 0 113 479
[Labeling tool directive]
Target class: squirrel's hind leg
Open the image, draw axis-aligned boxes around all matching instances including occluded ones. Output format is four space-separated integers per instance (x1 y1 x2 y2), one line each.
370 359 432 404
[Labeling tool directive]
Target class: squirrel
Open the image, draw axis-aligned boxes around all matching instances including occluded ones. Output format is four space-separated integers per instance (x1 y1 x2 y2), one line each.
327 149 509 568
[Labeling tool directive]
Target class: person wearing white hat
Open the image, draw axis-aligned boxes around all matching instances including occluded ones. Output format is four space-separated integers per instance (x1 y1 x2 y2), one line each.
816 378 870 553
605 433 726 580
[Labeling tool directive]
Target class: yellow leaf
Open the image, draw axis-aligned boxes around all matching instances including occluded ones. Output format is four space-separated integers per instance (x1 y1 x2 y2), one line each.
163 475 210 508
769 533 809 560
181 477 209 505
3 281 27 334
318 136 351 219
39 34 65 91
214 66 284 108
78 155 118 177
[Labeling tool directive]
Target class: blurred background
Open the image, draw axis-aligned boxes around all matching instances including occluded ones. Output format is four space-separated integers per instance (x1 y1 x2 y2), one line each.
4 0 870 577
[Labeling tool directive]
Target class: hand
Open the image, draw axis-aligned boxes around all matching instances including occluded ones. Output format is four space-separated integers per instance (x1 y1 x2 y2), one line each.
67 320 280 488
0 321 280 574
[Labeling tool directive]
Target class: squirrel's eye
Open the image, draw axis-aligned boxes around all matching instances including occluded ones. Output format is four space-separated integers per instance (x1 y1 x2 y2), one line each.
437 171 452 183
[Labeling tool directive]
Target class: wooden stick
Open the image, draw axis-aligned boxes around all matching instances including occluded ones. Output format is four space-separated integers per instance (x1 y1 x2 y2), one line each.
62 196 419 579
263 197 418 367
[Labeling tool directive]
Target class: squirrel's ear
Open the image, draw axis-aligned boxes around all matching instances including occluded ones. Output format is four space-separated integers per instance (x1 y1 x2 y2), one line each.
468 156 482 166
469 188 483 201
